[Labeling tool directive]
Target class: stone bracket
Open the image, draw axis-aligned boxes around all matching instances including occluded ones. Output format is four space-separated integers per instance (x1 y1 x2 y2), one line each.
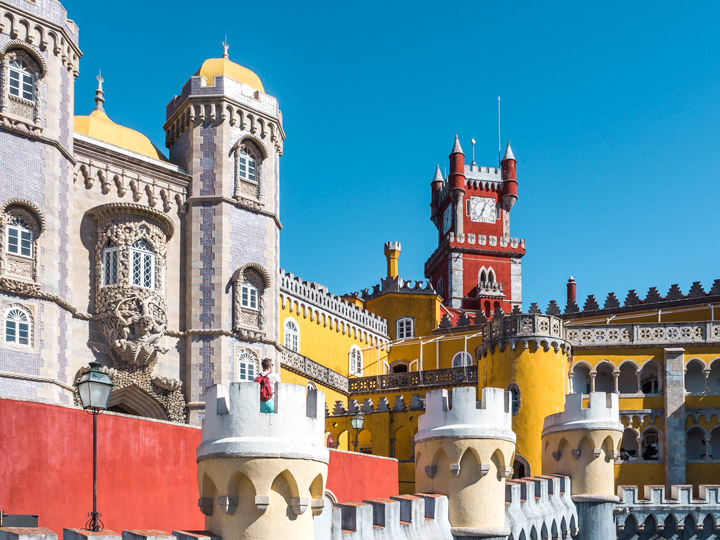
290 497 309 515
254 495 270 512
425 465 437 479
310 498 325 516
478 464 490 477
449 463 461 477
197 497 213 516
571 449 581 459
552 451 561 462
218 496 238 514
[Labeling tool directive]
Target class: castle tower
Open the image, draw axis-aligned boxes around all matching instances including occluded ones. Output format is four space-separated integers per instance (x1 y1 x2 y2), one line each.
414 387 516 539
197 382 328 540
541 392 623 540
0 0 81 403
164 46 285 422
384 241 401 279
424 138 525 314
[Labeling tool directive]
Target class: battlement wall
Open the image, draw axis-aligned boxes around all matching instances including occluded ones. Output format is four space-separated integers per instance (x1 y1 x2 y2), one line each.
505 475 578 540
416 387 515 443
280 269 388 337
616 484 720 538
198 382 328 463
542 392 622 437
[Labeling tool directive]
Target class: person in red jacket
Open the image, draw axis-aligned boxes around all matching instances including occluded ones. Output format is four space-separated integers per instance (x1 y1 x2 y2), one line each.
255 358 281 413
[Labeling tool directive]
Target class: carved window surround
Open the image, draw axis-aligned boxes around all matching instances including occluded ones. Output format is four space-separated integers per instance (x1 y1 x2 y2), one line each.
232 138 265 205
232 263 271 341
0 42 46 135
88 203 174 368
0 199 45 286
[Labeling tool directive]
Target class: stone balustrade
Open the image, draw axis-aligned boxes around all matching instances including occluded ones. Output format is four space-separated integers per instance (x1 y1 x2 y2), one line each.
566 321 720 348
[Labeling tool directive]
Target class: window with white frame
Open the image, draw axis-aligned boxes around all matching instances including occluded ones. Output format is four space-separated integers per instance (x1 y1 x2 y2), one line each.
284 318 300 351
6 220 33 258
396 317 414 339
4 307 31 346
241 282 259 310
9 59 35 102
101 241 119 286
452 351 473 367
237 351 258 381
237 148 258 183
130 239 155 289
349 346 363 376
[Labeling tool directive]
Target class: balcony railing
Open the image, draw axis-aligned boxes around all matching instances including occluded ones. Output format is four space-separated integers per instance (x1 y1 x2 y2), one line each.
476 281 504 298
566 321 720 348
349 366 478 394
280 348 349 395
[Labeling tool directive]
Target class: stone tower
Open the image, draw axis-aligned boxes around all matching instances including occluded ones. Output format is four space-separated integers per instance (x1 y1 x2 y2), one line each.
164 48 284 422
197 382 328 540
0 0 81 403
426 138 525 314
414 386 516 539
541 392 623 540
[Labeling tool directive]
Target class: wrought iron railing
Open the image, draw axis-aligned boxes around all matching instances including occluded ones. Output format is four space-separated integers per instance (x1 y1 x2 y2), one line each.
348 366 478 394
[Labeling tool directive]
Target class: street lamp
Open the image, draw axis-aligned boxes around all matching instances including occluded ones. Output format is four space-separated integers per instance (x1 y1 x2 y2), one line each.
76 361 114 532
350 411 364 452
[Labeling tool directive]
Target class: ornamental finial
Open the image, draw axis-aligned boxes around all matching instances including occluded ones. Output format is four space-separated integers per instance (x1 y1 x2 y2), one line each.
94 70 105 112
222 37 230 59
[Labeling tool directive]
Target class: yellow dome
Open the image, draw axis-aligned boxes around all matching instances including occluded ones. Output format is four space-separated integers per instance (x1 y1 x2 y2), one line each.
194 58 265 93
74 110 166 161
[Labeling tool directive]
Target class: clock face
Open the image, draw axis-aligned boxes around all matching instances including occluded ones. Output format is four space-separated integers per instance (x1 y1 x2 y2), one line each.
442 205 452 234
469 197 497 223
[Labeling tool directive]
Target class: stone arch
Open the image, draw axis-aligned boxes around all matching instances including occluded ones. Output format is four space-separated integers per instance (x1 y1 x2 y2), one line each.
640 426 661 461
594 361 614 392
571 362 591 394
228 470 256 501
686 358 707 393
618 360 639 394
200 472 218 501
0 198 45 233
233 262 271 288
601 434 617 462
557 437 571 463
512 453 530 478
687 426 707 460
620 427 639 461
708 359 720 394
640 359 661 394
309 473 324 499
107 385 168 421
0 39 47 75
271 469 300 500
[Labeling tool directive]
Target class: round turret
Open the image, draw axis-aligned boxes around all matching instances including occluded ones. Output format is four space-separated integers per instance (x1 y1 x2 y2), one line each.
197 383 328 540
414 387 516 538
500 142 517 211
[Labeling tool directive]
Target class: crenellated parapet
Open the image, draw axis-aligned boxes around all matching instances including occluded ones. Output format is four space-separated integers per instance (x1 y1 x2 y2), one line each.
505 475 578 540
348 275 437 302
415 387 516 538
280 269 389 342
542 393 623 499
197 383 328 540
615 484 720 538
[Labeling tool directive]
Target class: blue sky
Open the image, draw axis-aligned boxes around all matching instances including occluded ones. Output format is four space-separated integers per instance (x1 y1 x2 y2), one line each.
66 0 720 311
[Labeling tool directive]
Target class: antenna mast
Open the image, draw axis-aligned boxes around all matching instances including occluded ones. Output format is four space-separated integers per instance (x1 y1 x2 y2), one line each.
497 96 501 163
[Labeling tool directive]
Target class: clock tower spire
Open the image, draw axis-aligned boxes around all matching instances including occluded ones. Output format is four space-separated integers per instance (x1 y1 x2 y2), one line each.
424 135 526 315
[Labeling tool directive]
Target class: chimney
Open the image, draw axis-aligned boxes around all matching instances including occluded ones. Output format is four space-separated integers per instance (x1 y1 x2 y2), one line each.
567 276 577 305
384 241 401 279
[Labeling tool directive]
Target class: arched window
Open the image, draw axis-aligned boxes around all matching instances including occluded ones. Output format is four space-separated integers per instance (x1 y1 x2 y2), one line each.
619 428 639 461
6 217 33 258
396 317 414 339
687 426 707 460
390 361 409 373
507 383 521 415
101 240 119 286
640 362 660 394
284 318 299 351
488 269 495 283
237 147 258 183
349 346 363 376
640 428 660 461
685 360 706 393
594 362 614 393
708 360 720 394
130 239 155 289
241 281 259 310
452 351 473 367
618 362 639 394
4 307 31 346
8 58 35 102
479 270 487 283
237 351 258 382
572 364 591 394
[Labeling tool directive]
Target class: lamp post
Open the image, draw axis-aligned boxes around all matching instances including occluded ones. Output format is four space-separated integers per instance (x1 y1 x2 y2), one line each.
76 361 114 532
350 411 364 453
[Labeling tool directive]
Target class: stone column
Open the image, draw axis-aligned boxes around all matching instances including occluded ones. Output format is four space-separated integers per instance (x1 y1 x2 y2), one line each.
663 347 686 488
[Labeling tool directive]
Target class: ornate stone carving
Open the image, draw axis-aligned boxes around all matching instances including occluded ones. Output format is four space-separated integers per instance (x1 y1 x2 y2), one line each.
232 263 270 340
0 201 44 284
0 46 44 132
232 138 264 203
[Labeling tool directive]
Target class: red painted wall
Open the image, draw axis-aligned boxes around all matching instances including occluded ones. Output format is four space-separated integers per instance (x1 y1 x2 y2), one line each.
325 449 398 503
0 399 204 534
0 400 398 533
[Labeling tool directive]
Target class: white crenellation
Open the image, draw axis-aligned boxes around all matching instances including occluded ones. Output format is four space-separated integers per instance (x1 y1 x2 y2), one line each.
280 269 389 340
504 475 578 540
542 393 623 437
197 382 329 464
416 386 515 444
616 484 720 537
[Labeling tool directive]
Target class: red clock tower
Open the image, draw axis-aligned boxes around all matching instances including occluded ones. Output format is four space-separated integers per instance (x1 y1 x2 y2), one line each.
425 136 525 315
